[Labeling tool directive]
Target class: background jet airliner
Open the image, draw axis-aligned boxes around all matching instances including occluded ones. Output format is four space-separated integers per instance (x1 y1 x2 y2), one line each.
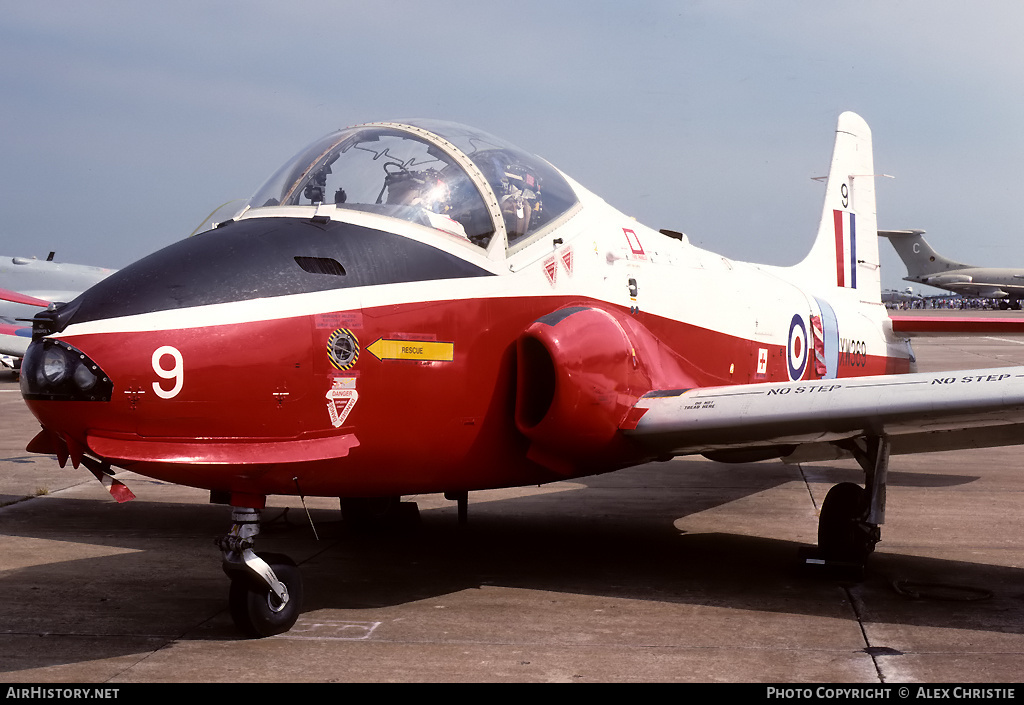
881 229 1024 308
11 113 1024 638
0 255 114 368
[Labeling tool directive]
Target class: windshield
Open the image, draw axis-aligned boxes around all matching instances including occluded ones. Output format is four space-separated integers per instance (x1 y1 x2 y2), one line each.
246 121 578 252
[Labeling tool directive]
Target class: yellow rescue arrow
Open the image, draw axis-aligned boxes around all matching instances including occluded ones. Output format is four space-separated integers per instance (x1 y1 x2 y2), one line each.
367 338 454 362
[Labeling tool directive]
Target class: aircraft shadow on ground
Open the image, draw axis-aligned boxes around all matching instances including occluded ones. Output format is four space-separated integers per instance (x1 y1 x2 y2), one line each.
299 464 1010 618
0 457 1018 672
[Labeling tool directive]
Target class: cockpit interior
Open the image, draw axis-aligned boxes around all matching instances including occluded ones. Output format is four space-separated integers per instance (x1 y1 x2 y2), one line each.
245 120 579 255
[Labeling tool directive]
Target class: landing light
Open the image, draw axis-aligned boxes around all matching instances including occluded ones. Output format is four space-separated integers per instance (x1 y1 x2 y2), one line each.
73 362 99 391
40 347 69 385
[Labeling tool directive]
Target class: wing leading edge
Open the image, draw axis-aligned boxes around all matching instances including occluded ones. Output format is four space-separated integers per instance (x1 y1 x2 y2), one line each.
623 367 1024 463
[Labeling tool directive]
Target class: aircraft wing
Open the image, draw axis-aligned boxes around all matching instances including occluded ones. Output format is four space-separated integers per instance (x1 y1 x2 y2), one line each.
931 280 1024 298
0 287 45 358
0 317 32 357
0 287 50 308
622 367 1024 463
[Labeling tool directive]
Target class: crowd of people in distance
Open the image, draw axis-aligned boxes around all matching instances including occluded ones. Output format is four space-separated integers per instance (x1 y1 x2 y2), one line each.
885 296 1009 310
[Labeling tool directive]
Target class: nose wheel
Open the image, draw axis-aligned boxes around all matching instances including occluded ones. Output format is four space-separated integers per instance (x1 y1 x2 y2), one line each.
218 506 304 637
227 552 303 637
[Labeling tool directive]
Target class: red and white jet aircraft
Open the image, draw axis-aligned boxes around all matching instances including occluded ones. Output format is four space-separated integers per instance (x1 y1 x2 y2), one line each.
13 113 1024 637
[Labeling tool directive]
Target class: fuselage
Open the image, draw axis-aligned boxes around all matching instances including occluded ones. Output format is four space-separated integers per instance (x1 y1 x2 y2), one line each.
19 120 914 504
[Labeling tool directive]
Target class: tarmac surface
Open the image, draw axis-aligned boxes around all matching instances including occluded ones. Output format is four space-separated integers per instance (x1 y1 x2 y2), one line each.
2 312 1024 683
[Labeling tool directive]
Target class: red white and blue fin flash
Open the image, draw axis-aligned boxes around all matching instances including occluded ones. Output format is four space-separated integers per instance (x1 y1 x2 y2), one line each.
833 209 857 289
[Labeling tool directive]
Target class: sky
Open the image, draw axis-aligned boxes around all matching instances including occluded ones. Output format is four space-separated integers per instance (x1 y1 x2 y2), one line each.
2 1 1022 293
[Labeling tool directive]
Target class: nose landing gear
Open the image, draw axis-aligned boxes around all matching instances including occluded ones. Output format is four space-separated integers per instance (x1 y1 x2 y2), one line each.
218 507 304 637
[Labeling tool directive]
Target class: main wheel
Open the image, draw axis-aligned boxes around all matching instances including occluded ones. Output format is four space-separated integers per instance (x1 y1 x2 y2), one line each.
228 552 303 638
818 482 872 563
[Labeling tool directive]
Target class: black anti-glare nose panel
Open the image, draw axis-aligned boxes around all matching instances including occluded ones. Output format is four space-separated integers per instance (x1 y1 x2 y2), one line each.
61 217 493 327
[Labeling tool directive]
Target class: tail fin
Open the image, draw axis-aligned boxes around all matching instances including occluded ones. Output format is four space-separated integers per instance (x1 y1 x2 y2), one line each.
794 112 883 302
878 229 972 279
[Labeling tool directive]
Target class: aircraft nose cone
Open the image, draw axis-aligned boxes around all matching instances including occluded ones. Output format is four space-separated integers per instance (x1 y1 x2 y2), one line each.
37 216 491 336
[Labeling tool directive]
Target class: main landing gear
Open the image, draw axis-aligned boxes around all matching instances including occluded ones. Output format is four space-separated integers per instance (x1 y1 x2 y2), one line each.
217 507 304 637
809 435 890 575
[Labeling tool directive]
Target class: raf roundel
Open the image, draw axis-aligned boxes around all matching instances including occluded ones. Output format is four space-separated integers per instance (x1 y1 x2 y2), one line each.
787 314 807 381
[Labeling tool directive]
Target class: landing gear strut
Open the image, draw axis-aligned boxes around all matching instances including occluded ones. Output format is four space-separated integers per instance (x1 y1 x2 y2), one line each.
812 435 889 573
218 507 303 637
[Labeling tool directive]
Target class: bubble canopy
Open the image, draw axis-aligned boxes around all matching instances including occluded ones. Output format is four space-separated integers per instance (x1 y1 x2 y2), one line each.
246 120 579 254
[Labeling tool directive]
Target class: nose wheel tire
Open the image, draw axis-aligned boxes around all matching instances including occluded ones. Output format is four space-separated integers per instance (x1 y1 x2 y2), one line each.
228 552 303 638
